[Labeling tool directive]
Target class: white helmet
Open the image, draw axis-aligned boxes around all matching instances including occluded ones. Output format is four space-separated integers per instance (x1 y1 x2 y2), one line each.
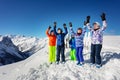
93 22 100 27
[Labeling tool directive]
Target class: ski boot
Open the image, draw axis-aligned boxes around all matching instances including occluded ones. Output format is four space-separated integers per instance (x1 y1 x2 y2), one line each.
56 61 59 65
96 64 102 68
79 62 84 66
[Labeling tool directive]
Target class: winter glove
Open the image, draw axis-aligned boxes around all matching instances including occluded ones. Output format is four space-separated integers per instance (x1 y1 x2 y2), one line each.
86 16 90 23
63 23 67 28
48 26 51 30
69 22 72 27
84 21 87 26
101 13 106 21
54 22 57 28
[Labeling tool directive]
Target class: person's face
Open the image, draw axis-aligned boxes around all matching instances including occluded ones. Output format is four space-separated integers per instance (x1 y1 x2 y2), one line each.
57 30 61 34
51 32 54 35
77 29 82 34
94 24 100 30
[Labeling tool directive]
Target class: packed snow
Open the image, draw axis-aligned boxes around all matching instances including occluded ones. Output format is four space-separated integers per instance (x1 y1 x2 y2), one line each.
0 35 120 80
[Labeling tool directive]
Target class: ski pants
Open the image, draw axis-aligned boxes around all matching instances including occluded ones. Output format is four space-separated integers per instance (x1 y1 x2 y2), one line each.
49 46 56 63
90 44 102 65
70 49 76 61
56 45 65 62
76 46 84 62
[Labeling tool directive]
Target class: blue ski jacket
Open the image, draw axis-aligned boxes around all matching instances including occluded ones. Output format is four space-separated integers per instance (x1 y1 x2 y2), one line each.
69 38 76 49
54 27 68 46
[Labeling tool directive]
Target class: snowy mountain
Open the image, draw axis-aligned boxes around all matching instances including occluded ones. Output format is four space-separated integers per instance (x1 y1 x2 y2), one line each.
0 35 47 65
0 36 26 65
7 35 46 55
0 35 120 80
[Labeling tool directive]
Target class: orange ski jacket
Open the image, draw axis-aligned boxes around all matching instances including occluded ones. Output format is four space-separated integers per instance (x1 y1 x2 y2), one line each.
46 29 56 46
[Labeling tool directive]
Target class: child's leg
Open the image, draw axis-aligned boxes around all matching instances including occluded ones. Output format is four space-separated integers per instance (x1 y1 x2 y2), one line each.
76 47 80 63
56 46 61 62
49 46 53 63
79 47 84 62
95 44 102 65
70 49 74 60
90 44 96 64
70 49 73 60
61 46 65 62
52 46 56 62
72 49 76 60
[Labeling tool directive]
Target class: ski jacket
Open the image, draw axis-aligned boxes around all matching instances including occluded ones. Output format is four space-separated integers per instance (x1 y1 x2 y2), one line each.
69 38 76 49
54 27 68 46
87 21 107 44
46 29 56 46
70 26 86 47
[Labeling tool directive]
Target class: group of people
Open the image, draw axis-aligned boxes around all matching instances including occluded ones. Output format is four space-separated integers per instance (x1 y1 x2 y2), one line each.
46 13 107 68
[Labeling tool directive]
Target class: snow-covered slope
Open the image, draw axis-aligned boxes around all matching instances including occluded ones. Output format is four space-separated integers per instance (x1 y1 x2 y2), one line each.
103 36 120 51
0 36 120 80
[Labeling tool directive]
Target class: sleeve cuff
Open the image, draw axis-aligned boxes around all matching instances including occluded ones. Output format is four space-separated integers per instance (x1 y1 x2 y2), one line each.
86 23 90 26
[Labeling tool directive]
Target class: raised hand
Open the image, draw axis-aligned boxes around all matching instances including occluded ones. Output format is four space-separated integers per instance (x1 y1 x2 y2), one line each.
48 26 51 30
101 13 106 21
54 22 57 27
63 23 67 28
86 16 90 23
69 22 72 27
84 21 87 26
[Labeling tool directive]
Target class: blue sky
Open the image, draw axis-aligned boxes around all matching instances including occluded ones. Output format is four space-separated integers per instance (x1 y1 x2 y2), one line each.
0 0 120 38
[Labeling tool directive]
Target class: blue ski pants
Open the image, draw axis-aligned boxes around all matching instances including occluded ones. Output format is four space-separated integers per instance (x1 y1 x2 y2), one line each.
76 46 84 63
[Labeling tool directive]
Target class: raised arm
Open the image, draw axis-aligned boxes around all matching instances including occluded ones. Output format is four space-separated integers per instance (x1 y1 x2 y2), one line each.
63 23 68 35
46 26 51 37
85 16 94 31
69 22 76 35
82 26 87 34
69 39 72 47
86 23 93 31
53 22 58 35
82 21 88 34
101 13 107 31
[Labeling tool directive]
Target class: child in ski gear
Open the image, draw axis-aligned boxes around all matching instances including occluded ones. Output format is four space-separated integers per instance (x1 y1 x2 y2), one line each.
69 22 87 65
46 26 56 64
54 22 68 64
85 13 107 68
69 34 76 61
